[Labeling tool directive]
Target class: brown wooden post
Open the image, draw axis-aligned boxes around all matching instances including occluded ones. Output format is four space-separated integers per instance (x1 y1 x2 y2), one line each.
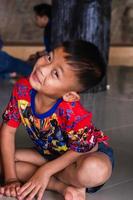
51 0 112 92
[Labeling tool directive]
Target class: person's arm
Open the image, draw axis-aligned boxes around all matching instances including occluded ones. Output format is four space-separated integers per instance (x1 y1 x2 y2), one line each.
0 123 17 182
0 123 21 197
0 79 24 197
27 50 47 61
17 143 98 199
44 142 98 176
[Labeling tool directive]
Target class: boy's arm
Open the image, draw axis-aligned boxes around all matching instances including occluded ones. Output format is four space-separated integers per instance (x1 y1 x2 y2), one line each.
43 142 98 176
0 123 18 182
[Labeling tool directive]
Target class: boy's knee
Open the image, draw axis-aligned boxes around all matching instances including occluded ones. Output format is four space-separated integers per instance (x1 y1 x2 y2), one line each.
76 153 112 187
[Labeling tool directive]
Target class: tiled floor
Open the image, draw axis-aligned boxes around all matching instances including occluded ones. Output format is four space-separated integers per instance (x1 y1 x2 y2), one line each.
0 66 133 200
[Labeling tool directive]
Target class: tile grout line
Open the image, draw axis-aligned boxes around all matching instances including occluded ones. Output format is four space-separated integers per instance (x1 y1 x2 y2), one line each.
103 124 133 132
100 178 133 192
106 96 133 102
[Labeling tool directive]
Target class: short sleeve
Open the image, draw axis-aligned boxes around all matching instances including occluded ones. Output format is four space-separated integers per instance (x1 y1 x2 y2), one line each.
65 103 108 153
2 83 21 128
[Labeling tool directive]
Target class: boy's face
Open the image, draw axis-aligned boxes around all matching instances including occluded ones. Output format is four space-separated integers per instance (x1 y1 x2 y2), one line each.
35 15 49 28
29 47 81 99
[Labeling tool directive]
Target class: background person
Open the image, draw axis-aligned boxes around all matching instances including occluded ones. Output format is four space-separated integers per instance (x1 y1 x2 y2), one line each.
0 3 51 79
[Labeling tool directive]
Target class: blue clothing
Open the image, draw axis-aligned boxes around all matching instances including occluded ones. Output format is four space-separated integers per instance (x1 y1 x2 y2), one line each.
0 38 3 49
0 37 32 77
0 51 32 77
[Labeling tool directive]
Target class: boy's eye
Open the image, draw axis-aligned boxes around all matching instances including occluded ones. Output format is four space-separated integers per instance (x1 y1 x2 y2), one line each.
47 55 51 62
46 52 53 63
52 70 59 78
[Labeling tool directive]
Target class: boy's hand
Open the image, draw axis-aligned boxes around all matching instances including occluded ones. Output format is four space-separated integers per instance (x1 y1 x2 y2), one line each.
28 50 46 61
17 166 50 200
0 179 21 197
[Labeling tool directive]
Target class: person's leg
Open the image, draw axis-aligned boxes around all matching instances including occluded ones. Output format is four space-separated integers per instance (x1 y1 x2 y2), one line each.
0 51 32 77
15 150 86 200
16 149 112 200
0 148 46 196
15 148 47 166
0 148 113 200
55 151 112 200
16 162 67 196
15 149 69 198
58 151 112 187
10 54 32 76
0 148 68 198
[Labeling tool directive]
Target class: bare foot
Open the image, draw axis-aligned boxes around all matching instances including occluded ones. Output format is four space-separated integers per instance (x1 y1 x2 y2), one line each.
64 186 86 200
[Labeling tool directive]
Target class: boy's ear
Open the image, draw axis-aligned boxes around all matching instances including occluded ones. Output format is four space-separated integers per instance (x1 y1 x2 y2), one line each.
63 91 80 102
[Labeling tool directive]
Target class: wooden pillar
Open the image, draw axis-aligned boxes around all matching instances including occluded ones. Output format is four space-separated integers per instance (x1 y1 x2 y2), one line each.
51 0 112 92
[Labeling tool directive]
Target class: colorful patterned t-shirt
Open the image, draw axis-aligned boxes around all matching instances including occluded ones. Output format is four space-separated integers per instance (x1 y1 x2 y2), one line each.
2 78 108 159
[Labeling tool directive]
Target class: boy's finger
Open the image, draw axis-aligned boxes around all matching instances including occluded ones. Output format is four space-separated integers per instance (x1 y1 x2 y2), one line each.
16 186 20 193
25 186 40 200
18 184 35 199
37 188 45 200
17 181 31 195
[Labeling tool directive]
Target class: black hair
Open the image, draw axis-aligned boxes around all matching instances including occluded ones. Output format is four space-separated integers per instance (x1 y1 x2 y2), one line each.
59 40 106 92
33 3 51 18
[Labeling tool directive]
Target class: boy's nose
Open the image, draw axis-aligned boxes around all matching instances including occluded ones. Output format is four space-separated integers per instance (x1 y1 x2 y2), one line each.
39 64 51 76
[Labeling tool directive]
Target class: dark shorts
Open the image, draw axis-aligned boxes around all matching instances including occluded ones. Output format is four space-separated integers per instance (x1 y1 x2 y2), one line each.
86 142 114 193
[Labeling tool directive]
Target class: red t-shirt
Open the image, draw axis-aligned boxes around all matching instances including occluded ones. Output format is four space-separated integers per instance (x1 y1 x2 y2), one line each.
2 78 108 158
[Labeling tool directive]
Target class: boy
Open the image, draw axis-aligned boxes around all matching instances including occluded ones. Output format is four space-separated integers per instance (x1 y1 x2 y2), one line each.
0 40 114 200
